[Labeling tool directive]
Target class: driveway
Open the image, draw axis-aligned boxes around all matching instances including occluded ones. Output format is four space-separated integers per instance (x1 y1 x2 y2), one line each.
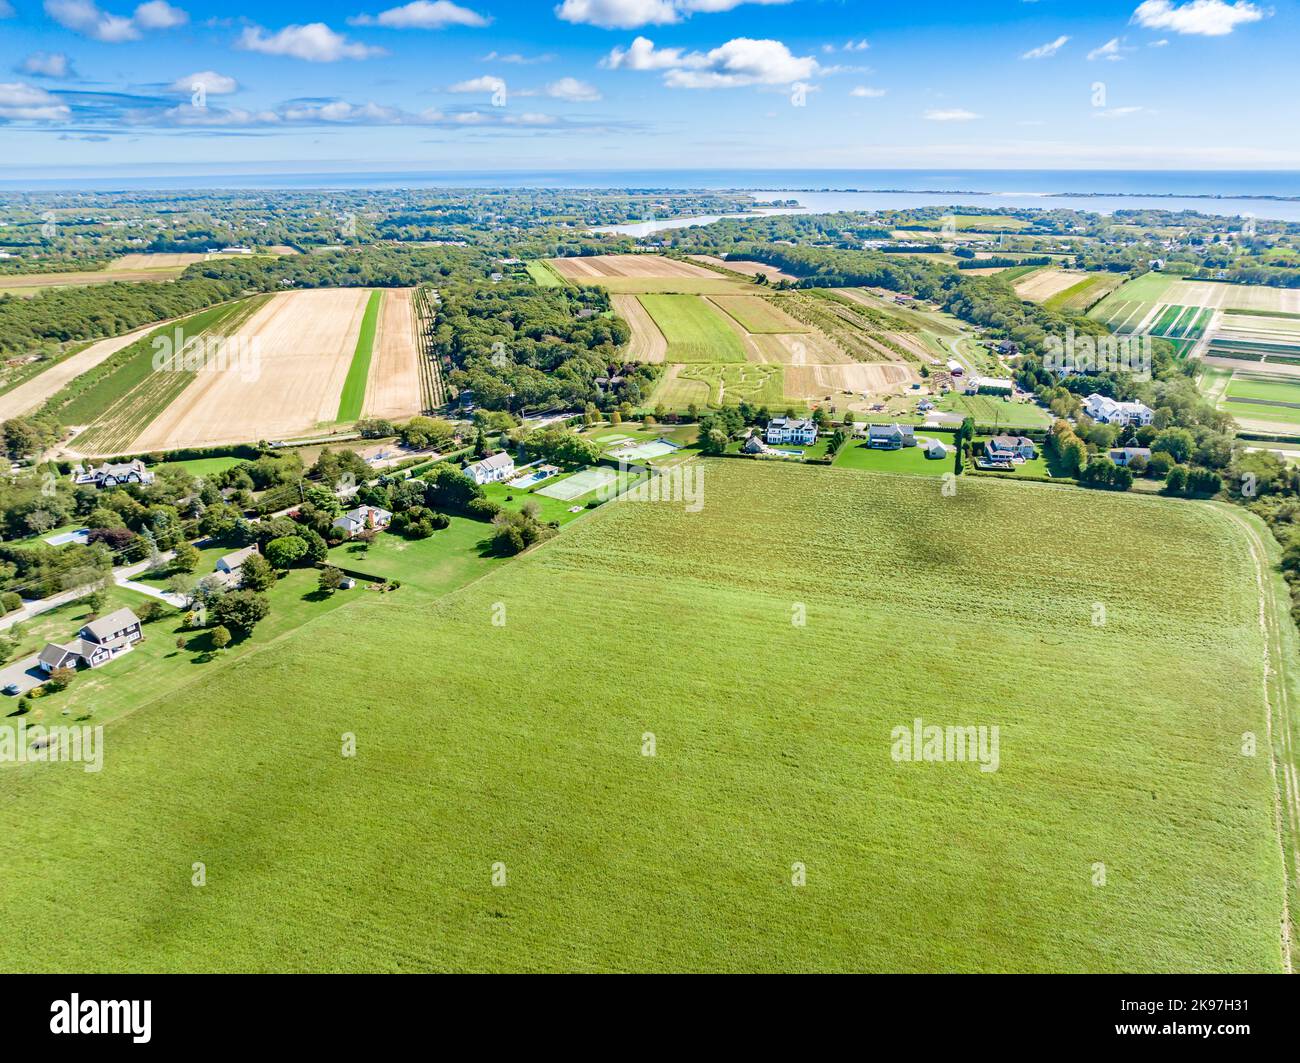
0 655 46 696
0 549 177 632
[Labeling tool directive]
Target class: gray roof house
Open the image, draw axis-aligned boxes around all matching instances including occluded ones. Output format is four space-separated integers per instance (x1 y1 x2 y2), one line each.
72 460 156 489
867 424 917 450
39 607 143 674
1109 447 1152 467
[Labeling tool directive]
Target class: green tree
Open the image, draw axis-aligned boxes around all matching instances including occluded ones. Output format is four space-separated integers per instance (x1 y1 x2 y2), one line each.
210 625 232 651
265 535 309 571
210 590 271 635
172 541 201 573
239 553 276 591
318 566 345 594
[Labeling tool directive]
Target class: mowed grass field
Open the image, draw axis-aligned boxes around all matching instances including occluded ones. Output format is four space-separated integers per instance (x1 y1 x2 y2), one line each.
639 295 746 363
337 290 382 422
0 462 1287 972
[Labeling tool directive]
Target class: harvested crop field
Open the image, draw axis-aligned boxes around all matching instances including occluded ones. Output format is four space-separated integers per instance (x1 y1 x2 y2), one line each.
128 289 372 452
710 295 808 335
613 294 668 363
1167 280 1300 314
784 362 913 399
1013 269 1088 303
0 319 176 422
549 254 716 280
107 253 210 272
362 288 423 422
548 254 751 295
689 256 798 283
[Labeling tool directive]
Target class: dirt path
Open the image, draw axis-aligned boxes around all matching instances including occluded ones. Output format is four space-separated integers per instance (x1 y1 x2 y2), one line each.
1218 504 1297 973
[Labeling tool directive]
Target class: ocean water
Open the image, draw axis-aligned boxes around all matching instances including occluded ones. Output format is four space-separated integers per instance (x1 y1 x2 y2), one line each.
4 168 1300 221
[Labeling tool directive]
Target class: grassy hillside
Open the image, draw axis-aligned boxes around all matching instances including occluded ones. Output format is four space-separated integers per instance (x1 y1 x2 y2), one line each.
0 463 1285 972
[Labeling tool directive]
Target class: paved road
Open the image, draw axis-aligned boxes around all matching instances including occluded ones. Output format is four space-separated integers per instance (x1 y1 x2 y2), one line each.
0 551 176 632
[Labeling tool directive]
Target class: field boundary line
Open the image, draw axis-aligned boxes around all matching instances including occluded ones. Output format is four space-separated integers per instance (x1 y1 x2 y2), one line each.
1217 503 1297 974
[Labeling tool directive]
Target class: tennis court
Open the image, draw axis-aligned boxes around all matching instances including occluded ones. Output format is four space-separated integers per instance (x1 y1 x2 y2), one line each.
536 466 618 501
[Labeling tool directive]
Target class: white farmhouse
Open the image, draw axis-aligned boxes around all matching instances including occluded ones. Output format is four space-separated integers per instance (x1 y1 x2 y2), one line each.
1084 393 1154 427
765 418 819 446
464 452 517 486
333 505 393 539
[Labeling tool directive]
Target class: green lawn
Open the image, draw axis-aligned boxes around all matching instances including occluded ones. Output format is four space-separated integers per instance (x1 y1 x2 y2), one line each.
1224 377 1300 405
327 516 505 591
526 261 565 288
0 461 1286 972
937 393 1051 430
337 290 383 422
639 295 746 363
833 439 954 476
160 456 245 479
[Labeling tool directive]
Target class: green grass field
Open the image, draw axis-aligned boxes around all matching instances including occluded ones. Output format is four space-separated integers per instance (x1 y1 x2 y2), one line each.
1088 272 1179 334
525 261 566 288
638 295 747 363
337 290 383 422
0 462 1288 972
1224 376 1300 405
1042 273 1123 314
937 393 1051 430
832 440 953 475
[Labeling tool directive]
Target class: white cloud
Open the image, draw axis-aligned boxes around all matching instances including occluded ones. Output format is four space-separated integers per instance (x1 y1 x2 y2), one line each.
850 85 885 98
132 0 186 29
556 0 791 30
1087 37 1126 60
604 35 822 89
481 51 555 64
1131 0 1268 36
603 36 695 71
0 1 15 15
1094 105 1146 118
448 75 506 93
20 52 77 78
46 0 140 40
545 77 602 102
350 1 489 29
0 81 71 121
924 108 980 122
168 70 238 95
238 23 386 62
1021 35 1069 59
45 0 188 41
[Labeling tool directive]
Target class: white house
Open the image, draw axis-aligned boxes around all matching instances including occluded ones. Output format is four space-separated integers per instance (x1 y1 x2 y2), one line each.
464 452 517 486
867 424 917 451
333 505 393 539
765 418 819 446
946 360 965 377
1084 393 1154 427
72 460 155 489
967 376 1014 396
39 608 143 674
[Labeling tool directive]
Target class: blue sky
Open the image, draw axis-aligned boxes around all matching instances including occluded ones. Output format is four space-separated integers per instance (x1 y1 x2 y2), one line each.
0 0 1295 175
